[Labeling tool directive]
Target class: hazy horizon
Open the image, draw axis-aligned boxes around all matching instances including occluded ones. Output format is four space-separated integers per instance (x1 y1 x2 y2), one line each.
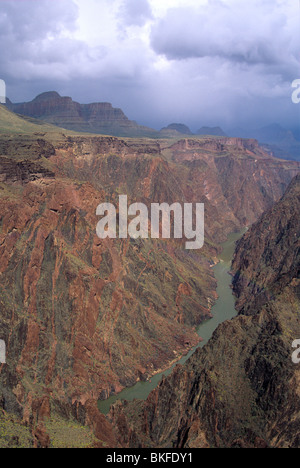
1 0 299 133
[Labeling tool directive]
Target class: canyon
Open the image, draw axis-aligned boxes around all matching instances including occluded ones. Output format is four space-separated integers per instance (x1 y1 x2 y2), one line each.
6 93 299 163
109 174 300 449
0 104 299 447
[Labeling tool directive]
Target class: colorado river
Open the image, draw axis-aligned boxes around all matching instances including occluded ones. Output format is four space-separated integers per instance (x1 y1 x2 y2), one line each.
98 230 245 415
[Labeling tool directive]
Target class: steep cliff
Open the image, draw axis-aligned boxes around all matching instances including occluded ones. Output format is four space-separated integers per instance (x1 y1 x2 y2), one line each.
110 175 300 448
6 92 158 138
232 173 300 313
166 138 299 232
0 105 299 446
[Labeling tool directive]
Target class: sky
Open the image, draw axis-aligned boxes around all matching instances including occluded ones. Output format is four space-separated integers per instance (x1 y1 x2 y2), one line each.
0 0 299 132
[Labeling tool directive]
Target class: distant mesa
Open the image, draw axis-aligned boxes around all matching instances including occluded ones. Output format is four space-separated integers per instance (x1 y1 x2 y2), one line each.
5 92 299 161
230 123 294 143
5 91 158 138
196 126 227 137
32 91 62 102
0 101 72 135
229 123 300 162
160 123 193 135
159 125 228 138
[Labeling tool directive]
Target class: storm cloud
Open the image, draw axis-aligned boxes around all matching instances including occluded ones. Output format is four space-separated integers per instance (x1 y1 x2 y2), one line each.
0 0 299 132
151 1 297 69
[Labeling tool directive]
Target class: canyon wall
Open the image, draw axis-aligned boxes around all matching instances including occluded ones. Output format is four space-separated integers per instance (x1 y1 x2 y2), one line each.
110 174 300 448
0 109 299 446
6 93 158 138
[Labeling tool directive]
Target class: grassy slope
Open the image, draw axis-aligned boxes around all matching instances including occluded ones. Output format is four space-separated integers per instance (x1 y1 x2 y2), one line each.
0 104 71 135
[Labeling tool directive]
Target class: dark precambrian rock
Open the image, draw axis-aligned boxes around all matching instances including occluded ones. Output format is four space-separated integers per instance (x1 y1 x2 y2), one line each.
0 104 299 446
109 175 300 448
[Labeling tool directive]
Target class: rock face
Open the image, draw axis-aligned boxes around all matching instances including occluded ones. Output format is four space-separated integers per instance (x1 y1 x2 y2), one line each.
6 92 158 138
232 173 300 313
167 138 299 232
0 106 299 446
160 124 193 136
0 157 54 184
230 124 300 162
110 175 300 448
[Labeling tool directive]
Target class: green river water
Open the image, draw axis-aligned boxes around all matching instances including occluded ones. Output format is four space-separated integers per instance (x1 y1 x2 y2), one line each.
98 231 245 415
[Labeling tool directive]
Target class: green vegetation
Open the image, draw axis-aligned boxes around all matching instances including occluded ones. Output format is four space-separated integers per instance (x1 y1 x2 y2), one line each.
0 411 32 448
0 104 68 135
0 410 96 448
45 416 96 448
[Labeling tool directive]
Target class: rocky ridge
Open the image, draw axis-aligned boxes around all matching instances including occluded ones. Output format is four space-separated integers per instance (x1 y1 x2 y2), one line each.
6 92 158 138
0 105 299 446
109 174 300 448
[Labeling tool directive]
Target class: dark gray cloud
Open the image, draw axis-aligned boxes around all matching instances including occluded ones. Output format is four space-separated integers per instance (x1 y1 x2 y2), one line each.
0 0 78 41
0 0 298 133
0 0 84 79
150 0 299 80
